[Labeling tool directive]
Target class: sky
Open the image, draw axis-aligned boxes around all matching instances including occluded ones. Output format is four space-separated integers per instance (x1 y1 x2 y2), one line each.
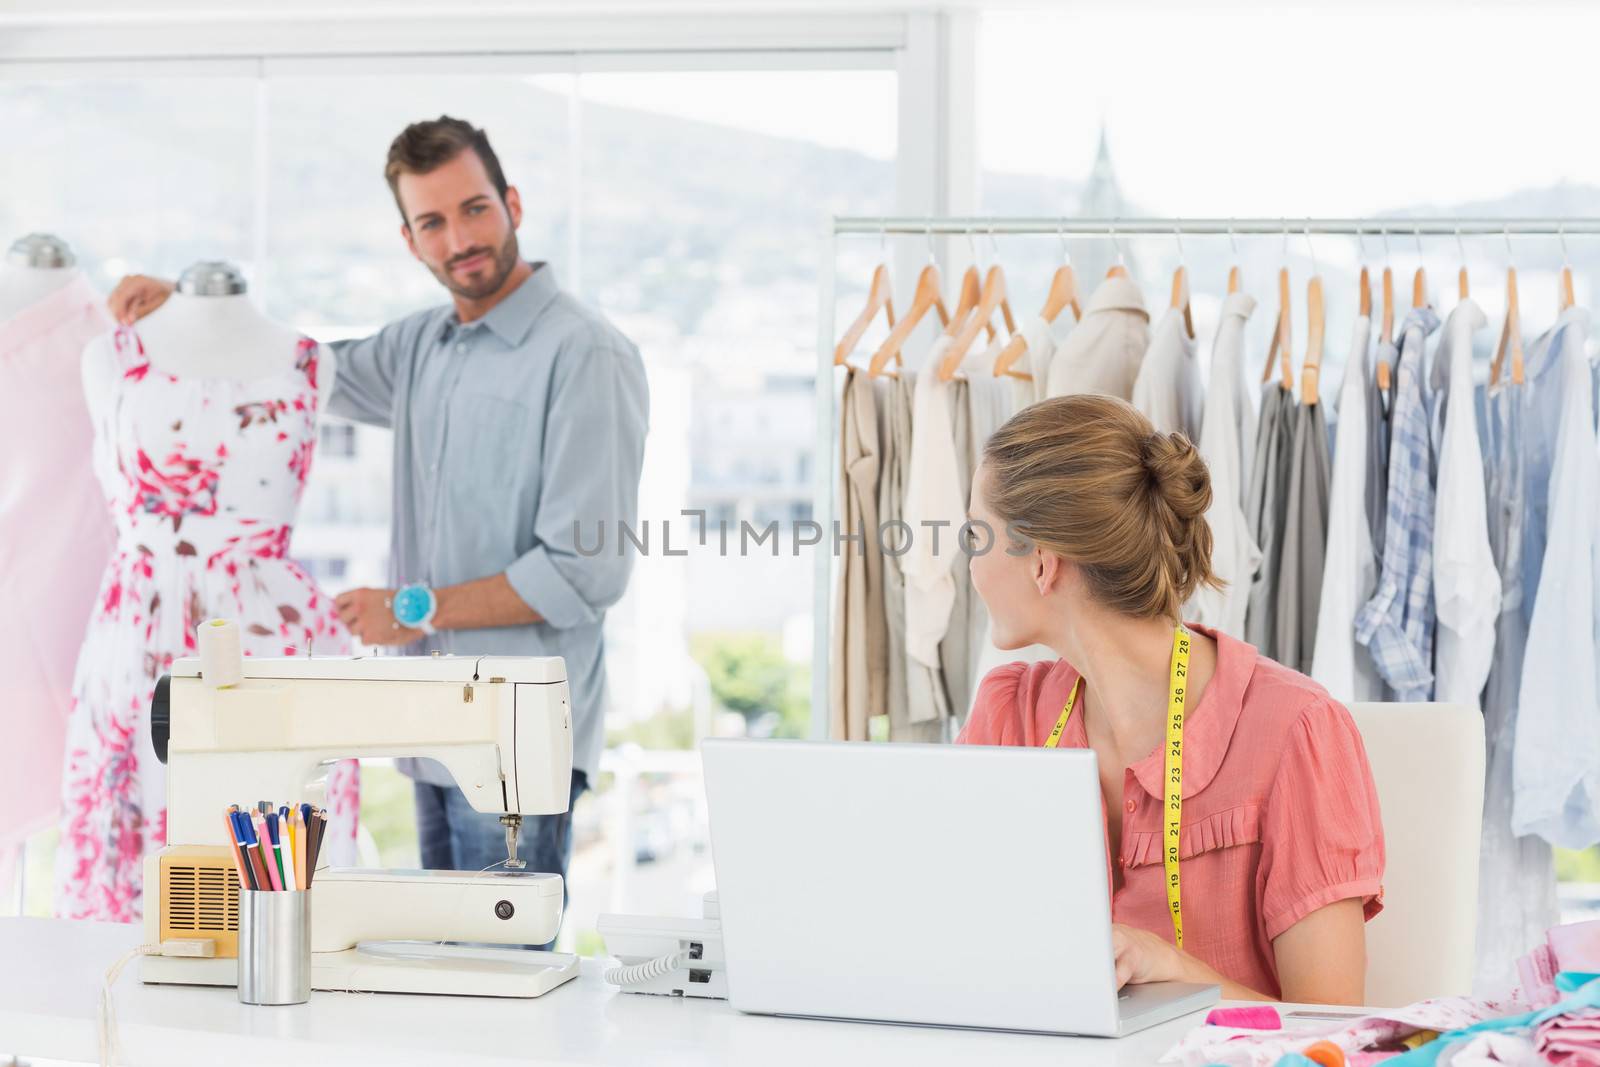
556 4 1600 218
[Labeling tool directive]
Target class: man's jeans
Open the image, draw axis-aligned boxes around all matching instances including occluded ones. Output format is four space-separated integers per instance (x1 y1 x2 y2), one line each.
413 770 589 951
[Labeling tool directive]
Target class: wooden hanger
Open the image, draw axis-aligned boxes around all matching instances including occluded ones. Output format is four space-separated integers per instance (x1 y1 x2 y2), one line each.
1359 266 1372 318
868 263 949 376
1377 265 1394 393
945 265 985 338
1412 265 1427 309
1301 276 1325 406
941 264 1007 381
1560 264 1576 311
1170 264 1194 339
1458 266 1469 301
1227 265 1241 295
994 260 1079 380
833 263 896 367
1491 266 1525 388
1260 266 1293 391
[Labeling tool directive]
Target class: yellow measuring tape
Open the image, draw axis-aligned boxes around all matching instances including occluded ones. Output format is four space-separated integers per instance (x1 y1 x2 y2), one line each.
1044 626 1192 949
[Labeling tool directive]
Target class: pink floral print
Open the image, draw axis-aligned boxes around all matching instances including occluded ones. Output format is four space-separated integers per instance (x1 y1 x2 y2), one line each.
54 329 359 923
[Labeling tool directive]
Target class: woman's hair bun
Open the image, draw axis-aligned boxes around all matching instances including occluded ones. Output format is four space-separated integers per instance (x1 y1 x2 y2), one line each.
1140 431 1212 523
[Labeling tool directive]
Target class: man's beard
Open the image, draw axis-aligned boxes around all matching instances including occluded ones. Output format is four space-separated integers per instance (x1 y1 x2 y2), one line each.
431 229 520 301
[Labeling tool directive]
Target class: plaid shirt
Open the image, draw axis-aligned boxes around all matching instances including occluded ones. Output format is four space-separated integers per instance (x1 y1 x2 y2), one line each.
1355 306 1441 700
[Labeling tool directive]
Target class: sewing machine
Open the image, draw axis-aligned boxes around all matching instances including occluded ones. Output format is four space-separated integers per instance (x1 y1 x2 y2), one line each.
138 653 581 998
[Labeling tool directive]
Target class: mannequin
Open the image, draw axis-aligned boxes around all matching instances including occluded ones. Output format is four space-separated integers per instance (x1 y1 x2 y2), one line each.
58 258 360 922
81 260 337 419
0 234 80 321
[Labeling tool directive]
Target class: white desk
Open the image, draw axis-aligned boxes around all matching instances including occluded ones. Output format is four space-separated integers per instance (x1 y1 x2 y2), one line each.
3 918 1234 1066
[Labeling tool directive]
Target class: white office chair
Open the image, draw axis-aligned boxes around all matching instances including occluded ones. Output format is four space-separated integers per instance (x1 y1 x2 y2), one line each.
1348 702 1484 1007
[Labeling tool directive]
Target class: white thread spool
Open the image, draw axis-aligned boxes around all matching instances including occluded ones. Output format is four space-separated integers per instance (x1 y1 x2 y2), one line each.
198 618 244 688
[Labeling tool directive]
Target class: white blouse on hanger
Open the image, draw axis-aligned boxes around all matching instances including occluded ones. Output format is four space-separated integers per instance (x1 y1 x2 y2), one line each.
902 337 967 676
1188 291 1260 636
1132 306 1202 439
1430 298 1500 711
1311 313 1385 702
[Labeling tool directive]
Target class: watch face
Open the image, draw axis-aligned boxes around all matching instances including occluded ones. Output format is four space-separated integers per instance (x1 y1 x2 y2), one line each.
394 585 432 627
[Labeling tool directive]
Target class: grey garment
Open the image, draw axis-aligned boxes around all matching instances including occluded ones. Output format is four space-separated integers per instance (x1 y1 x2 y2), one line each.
1275 398 1331 675
1474 380 1557 988
1244 384 1295 658
1365 339 1397 562
884 371 946 743
327 263 649 782
829 368 887 741
937 380 975 729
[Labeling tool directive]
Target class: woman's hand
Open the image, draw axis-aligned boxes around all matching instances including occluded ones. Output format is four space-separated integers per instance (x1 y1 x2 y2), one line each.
1111 923 1188 988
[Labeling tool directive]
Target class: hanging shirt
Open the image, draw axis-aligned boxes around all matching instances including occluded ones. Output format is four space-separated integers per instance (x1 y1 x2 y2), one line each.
0 272 115 855
1010 313 1064 410
1514 306 1600 848
1190 292 1261 637
830 367 887 741
1244 383 1295 660
1132 307 1203 440
1275 387 1331 677
1311 315 1385 702
1430 299 1500 710
1354 306 1440 701
1474 333 1558 989
1045 274 1149 400
1366 336 1397 564
902 337 966 679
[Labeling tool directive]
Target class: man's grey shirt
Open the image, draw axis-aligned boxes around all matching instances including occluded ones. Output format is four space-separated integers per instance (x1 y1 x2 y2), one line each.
326 263 649 783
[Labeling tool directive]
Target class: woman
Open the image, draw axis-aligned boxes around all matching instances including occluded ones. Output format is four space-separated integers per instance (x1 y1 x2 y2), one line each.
959 394 1384 1004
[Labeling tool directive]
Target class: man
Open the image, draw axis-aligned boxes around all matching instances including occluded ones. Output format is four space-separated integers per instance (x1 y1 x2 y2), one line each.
110 117 650 939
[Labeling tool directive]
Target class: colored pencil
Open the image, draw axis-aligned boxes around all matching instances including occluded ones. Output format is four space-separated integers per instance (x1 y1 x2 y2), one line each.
224 812 251 890
254 812 283 891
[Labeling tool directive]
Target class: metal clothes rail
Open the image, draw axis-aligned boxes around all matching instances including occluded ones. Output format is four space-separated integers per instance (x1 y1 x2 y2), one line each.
809 215 1600 740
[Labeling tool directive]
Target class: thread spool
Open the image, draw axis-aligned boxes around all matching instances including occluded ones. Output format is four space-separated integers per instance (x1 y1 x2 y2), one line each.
198 618 244 688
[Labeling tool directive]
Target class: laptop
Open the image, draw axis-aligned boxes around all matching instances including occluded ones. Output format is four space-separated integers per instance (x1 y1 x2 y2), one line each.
701 738 1218 1037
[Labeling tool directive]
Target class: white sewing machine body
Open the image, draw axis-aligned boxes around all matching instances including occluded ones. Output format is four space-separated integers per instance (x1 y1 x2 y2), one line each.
139 654 581 998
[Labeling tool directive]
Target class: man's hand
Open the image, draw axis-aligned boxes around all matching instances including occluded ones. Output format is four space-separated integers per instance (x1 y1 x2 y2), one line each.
334 588 425 647
107 275 176 326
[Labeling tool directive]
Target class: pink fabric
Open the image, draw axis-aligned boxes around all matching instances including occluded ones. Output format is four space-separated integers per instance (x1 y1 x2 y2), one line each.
53 327 356 922
959 623 1386 999
1207 1007 1283 1029
1160 993 1534 1067
1552 921 1600 974
0 274 115 851
1536 1007 1600 1065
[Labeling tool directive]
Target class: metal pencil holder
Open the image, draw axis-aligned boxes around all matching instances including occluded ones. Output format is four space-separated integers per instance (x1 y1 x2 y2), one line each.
238 889 311 1005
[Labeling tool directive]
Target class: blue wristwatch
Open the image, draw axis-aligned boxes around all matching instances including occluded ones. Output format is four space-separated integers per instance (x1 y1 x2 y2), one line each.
392 583 438 635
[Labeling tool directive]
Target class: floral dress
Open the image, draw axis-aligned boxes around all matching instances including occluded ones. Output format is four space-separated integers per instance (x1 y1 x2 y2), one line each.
54 327 358 922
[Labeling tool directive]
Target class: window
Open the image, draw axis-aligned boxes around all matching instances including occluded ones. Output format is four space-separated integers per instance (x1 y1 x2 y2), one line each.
0 79 255 292
319 423 357 459
2 44 900 941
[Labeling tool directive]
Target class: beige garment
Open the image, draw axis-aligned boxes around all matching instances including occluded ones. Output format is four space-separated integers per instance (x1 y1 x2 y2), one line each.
829 367 886 740
1044 274 1149 400
1131 307 1202 439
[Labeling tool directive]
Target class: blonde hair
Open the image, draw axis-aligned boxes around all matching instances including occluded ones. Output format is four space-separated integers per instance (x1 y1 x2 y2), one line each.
981 394 1220 620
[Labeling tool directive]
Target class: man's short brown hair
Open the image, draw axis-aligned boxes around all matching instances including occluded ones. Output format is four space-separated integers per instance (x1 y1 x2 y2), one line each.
384 116 509 224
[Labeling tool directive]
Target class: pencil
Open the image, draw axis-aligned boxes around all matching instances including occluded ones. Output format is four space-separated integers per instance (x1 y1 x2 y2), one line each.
241 814 273 891
254 812 283 891
225 812 251 890
292 808 307 889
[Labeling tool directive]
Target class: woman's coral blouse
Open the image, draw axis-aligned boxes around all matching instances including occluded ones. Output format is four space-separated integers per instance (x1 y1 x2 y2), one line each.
957 623 1385 998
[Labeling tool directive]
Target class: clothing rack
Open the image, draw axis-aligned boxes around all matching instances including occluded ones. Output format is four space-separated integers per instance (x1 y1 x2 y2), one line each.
809 215 1600 740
